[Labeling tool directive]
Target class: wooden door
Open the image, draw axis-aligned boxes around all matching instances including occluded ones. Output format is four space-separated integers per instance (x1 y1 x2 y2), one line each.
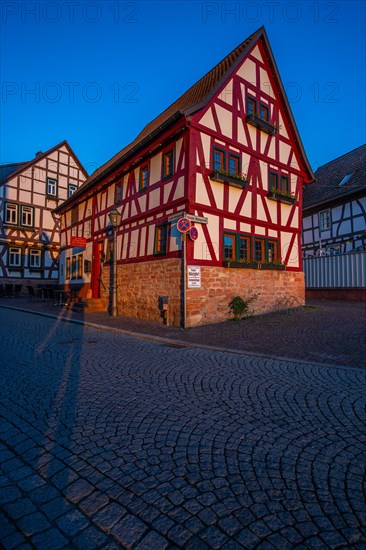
91 241 104 298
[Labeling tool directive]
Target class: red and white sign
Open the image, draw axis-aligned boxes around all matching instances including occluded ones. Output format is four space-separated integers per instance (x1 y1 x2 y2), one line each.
189 226 199 241
177 217 191 233
70 236 87 248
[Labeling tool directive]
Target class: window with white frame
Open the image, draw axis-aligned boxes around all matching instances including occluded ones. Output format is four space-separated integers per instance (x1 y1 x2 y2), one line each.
29 249 42 268
46 178 58 197
21 205 34 227
8 247 22 267
319 209 330 231
5 203 18 225
68 184 77 197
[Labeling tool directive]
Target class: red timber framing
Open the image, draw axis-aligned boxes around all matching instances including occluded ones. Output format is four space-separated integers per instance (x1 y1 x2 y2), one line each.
55 26 314 326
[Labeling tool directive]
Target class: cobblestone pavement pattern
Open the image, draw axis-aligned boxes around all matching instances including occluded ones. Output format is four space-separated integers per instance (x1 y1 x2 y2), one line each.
0 308 365 549
2 298 365 369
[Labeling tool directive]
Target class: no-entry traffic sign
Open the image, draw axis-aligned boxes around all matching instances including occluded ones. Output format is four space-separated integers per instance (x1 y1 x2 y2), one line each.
177 217 191 233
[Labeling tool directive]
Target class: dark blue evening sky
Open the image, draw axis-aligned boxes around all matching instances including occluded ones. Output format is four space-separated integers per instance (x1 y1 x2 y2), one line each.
1 0 365 175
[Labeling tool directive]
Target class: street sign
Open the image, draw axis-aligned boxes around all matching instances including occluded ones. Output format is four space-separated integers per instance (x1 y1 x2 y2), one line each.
187 266 201 288
186 214 208 225
70 236 86 248
189 226 199 241
168 211 186 222
177 217 192 233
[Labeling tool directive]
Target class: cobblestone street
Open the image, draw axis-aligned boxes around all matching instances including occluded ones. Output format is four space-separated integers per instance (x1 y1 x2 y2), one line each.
0 307 365 549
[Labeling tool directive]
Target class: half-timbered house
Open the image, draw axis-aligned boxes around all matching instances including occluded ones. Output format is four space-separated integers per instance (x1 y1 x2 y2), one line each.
55 27 314 327
302 144 366 301
302 144 366 257
0 141 87 289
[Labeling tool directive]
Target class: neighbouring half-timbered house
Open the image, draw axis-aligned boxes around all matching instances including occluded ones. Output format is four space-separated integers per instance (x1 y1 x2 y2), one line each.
0 141 87 289
55 27 314 327
302 144 366 257
302 144 366 301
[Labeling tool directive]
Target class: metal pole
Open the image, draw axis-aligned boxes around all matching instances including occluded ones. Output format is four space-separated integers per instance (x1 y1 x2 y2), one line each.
183 233 186 328
111 227 118 316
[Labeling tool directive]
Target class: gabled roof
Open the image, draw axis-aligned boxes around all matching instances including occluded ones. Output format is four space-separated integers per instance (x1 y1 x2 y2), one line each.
0 140 88 186
57 26 314 212
0 162 30 184
303 144 366 211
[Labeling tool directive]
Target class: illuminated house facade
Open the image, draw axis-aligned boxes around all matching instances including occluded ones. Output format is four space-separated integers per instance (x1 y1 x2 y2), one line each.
0 141 87 286
56 27 314 327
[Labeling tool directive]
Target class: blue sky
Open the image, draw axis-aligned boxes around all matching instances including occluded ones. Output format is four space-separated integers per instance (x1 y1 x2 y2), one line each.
1 0 365 175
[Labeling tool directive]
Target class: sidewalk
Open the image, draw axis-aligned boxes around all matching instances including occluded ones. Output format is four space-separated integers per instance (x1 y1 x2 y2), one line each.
1 296 365 369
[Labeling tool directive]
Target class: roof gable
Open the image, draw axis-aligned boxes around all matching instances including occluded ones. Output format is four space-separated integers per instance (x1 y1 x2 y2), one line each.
0 141 88 186
58 26 314 210
303 144 366 210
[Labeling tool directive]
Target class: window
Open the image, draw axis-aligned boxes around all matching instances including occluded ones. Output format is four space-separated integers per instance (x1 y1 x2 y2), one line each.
77 254 83 278
21 205 34 227
68 184 77 197
223 232 279 263
46 178 58 197
267 240 278 263
213 148 226 171
115 182 122 204
154 225 168 255
319 209 330 231
29 249 41 269
71 206 78 226
228 154 241 176
254 239 265 262
139 165 149 191
246 96 257 115
213 149 242 176
71 256 77 279
269 170 290 194
162 150 174 180
66 257 71 279
8 247 21 267
223 234 235 260
280 175 290 194
238 235 250 260
247 96 270 121
224 233 251 261
260 103 269 121
339 173 353 187
5 203 18 225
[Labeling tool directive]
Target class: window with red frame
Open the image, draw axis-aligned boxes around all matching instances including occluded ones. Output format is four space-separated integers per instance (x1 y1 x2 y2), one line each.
162 150 174 180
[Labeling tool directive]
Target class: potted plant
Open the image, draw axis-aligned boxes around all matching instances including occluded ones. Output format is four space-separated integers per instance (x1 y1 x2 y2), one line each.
210 169 249 189
228 293 260 320
267 187 296 205
261 260 286 270
223 258 258 269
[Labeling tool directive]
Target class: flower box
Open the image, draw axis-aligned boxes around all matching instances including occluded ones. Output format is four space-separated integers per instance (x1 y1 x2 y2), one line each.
223 260 286 270
223 261 258 269
267 191 296 205
260 263 286 271
210 171 248 189
245 114 278 135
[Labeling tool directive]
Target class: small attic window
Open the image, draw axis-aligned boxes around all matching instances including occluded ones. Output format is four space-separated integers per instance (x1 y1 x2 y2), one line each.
338 173 353 186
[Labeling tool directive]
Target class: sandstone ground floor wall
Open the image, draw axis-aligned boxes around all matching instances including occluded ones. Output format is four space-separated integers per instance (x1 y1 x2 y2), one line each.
101 260 305 328
186 267 305 327
100 258 182 326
